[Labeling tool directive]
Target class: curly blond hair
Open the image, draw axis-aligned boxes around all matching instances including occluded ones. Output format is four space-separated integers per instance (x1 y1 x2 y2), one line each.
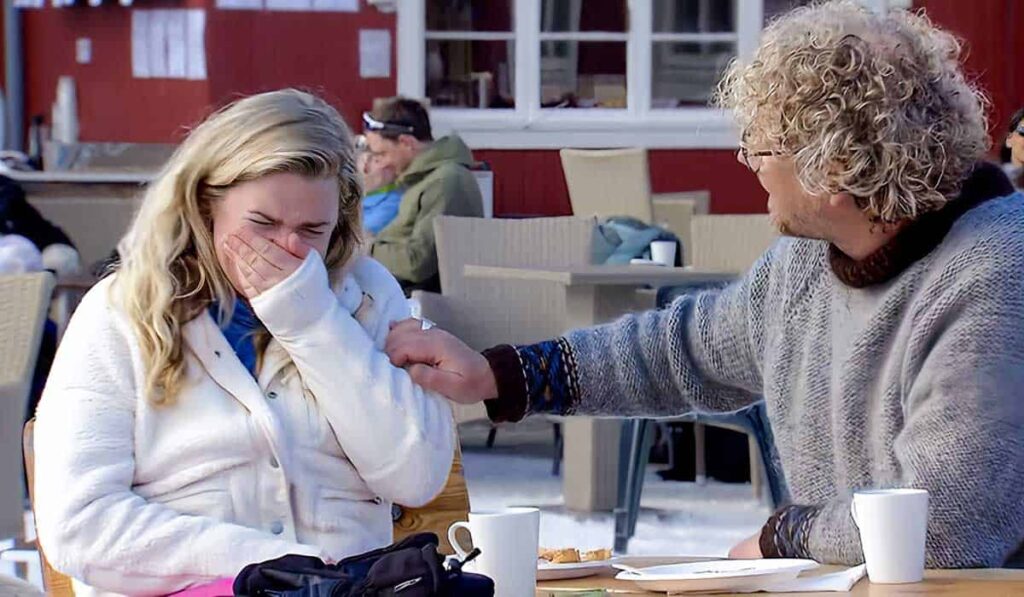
716 0 989 223
112 89 363 405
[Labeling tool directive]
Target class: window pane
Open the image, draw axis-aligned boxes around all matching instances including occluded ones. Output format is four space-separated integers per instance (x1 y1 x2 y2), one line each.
541 41 627 109
653 0 735 33
541 0 627 33
426 0 513 32
651 41 734 108
426 40 515 109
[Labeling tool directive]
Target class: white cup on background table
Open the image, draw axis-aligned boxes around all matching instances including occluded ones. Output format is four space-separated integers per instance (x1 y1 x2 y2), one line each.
649 240 677 266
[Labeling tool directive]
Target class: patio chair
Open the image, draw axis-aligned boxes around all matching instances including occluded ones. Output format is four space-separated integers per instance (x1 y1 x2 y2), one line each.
0 273 54 589
417 215 602 473
560 149 711 265
560 148 654 224
613 214 780 552
23 419 470 596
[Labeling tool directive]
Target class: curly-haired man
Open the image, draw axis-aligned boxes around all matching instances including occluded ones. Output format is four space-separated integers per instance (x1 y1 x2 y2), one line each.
385 0 1024 568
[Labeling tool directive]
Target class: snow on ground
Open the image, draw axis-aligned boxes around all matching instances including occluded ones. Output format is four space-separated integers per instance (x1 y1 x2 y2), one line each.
461 437 771 557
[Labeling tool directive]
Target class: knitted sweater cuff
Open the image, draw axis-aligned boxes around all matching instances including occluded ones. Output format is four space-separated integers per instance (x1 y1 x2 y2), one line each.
482 344 529 423
759 504 821 559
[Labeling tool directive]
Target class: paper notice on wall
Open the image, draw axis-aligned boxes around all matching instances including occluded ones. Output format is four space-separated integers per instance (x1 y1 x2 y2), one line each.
265 0 311 11
359 29 391 79
186 9 207 80
165 10 187 78
311 0 357 12
147 10 170 78
216 0 262 9
131 10 151 78
131 9 207 80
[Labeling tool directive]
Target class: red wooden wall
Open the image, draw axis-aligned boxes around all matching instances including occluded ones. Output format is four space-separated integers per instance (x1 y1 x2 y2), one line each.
912 0 1024 155
15 0 1021 216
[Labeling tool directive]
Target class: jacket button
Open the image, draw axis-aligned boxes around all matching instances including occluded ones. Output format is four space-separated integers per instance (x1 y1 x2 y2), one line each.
269 455 279 468
267 391 278 400
270 520 284 535
372 497 383 505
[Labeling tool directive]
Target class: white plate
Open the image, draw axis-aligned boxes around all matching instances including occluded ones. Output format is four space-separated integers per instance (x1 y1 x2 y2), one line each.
537 558 618 581
615 559 819 593
629 258 666 266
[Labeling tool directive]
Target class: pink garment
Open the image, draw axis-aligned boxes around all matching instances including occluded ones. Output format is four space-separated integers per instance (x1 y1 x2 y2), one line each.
169 578 235 596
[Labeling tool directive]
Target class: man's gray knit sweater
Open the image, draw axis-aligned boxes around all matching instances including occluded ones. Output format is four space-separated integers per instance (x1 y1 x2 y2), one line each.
483 173 1024 568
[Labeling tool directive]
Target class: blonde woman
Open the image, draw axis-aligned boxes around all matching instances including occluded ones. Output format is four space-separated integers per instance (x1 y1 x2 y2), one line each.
32 89 456 596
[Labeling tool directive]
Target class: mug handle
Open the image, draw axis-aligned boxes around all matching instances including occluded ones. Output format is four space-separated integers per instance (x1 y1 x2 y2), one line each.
447 521 473 559
850 500 860 528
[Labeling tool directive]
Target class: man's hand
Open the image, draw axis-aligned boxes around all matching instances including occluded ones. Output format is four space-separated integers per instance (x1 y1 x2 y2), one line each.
728 531 764 559
385 319 498 404
222 229 312 299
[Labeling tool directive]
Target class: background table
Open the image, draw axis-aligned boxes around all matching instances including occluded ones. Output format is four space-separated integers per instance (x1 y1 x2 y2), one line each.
463 264 737 512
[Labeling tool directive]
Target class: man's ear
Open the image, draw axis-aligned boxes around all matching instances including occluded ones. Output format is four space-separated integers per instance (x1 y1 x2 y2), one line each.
397 134 416 150
828 191 857 210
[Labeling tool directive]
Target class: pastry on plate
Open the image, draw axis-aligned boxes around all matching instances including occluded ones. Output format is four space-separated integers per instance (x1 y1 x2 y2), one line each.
581 548 612 562
538 548 581 564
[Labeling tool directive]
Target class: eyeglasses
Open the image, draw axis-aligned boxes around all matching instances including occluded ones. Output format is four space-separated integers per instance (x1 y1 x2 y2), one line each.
362 112 416 136
738 146 781 173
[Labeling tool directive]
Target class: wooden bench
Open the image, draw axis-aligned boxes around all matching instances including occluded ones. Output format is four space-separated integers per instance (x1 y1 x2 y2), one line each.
23 419 469 596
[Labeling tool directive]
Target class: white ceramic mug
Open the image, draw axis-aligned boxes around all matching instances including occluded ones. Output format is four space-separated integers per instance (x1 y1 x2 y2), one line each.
650 240 677 266
851 488 929 584
448 507 540 597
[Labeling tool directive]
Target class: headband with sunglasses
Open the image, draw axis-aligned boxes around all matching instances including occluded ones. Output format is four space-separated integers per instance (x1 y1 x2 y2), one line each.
362 112 416 136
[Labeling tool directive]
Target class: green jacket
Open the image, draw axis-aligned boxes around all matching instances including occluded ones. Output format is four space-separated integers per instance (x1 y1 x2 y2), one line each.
370 135 483 289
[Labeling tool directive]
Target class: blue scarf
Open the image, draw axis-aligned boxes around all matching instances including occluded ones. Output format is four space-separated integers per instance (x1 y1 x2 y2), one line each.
210 299 259 377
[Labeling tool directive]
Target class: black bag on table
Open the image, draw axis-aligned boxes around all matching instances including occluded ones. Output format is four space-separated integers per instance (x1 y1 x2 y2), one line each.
233 533 494 597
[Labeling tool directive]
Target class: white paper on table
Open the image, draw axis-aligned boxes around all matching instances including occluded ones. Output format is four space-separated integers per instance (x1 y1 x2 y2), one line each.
147 9 170 78
265 0 311 11
185 9 207 80
311 0 357 11
131 10 151 78
359 29 391 79
727 564 867 594
165 9 187 78
215 0 262 9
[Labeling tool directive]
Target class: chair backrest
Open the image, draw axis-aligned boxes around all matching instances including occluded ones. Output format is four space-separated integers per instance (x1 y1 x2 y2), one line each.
433 215 599 349
559 148 653 223
23 419 73 597
23 418 469 596
0 273 54 541
689 214 777 272
651 199 697 265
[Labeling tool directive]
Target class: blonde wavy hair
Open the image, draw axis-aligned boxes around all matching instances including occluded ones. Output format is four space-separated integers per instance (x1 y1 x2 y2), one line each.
715 0 989 223
112 89 362 405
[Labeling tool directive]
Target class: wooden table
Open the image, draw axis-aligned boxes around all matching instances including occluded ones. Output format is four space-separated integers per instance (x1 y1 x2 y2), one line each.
537 566 1024 596
463 265 737 512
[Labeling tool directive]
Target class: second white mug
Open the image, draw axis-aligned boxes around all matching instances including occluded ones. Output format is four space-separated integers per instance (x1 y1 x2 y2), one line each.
448 507 540 597
851 488 929 584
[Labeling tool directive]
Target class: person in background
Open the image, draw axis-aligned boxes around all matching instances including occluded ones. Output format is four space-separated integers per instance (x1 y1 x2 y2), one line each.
363 97 483 293
33 89 455 596
1002 107 1024 190
385 0 1024 569
0 176 81 276
355 134 403 236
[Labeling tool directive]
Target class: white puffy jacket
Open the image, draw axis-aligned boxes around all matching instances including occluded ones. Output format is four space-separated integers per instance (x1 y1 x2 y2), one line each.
33 253 455 596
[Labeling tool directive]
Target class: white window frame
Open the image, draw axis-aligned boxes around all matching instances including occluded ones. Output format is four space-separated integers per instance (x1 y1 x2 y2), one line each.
397 0 892 150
